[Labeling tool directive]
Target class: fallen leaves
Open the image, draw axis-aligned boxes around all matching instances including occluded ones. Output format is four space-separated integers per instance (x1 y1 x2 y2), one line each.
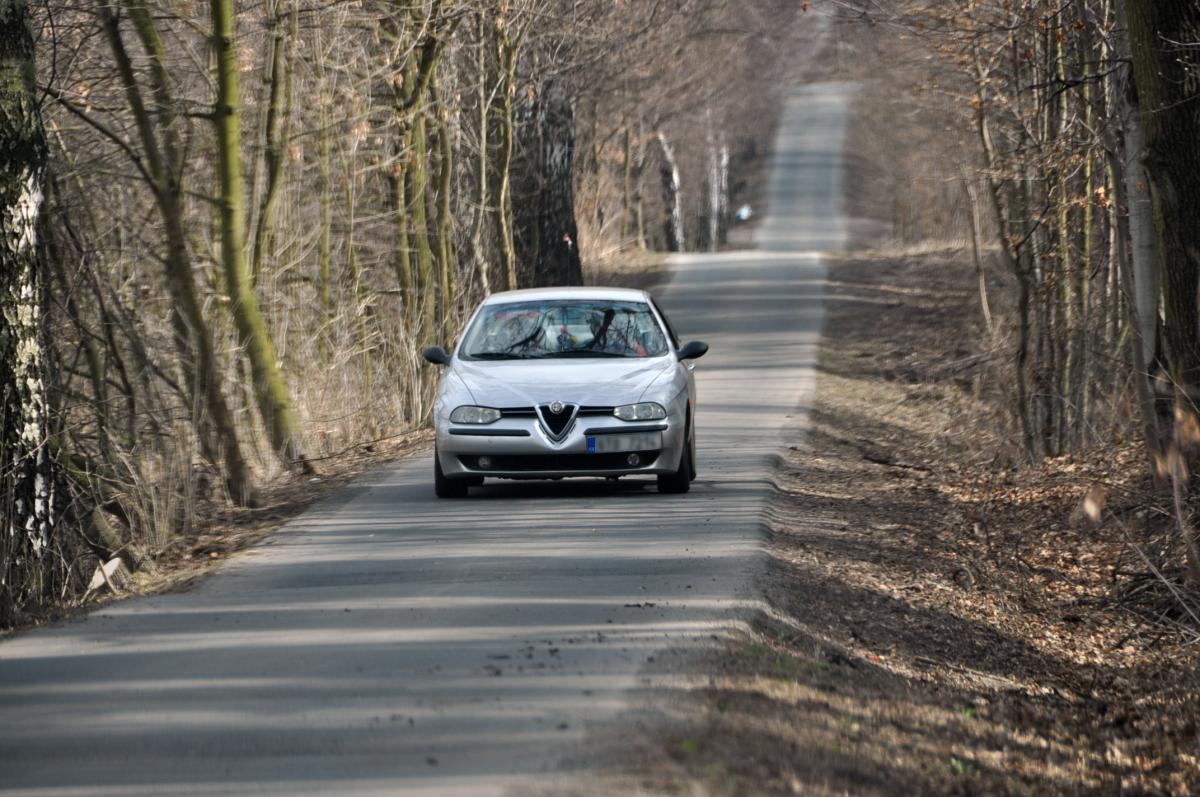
752 248 1200 795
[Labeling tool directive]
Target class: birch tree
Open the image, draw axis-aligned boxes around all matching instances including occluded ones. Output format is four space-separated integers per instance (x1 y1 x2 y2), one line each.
1 0 57 622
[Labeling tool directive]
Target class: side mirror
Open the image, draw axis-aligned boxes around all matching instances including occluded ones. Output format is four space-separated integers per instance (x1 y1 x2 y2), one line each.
677 340 708 361
422 345 451 366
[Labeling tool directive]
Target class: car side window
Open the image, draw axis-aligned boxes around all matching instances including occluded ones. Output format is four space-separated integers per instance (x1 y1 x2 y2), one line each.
651 299 681 349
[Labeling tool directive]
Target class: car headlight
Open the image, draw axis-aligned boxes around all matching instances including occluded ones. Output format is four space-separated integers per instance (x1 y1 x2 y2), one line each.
614 402 666 421
449 405 501 424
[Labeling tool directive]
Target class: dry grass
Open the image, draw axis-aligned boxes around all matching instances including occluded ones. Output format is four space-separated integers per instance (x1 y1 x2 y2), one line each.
584 248 671 293
3 428 432 639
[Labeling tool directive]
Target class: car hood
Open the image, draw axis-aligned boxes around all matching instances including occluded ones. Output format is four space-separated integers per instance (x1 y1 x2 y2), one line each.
451 357 674 407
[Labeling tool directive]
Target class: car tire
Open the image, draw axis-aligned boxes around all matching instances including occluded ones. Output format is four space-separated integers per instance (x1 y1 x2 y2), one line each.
657 436 691 494
434 453 469 498
688 424 697 482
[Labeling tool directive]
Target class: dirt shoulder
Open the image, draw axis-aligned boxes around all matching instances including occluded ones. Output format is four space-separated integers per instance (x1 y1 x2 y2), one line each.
585 249 671 294
565 246 1199 796
2 429 431 638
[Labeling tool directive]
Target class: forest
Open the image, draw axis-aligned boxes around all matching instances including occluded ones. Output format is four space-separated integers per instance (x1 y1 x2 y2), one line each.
850 0 1200 601
3 0 1200 792
1 0 807 623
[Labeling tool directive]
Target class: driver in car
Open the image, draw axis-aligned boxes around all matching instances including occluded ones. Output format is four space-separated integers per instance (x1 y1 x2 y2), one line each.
588 308 648 357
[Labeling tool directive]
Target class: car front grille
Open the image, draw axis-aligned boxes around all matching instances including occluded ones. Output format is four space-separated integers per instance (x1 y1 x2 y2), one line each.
458 451 659 473
499 404 616 442
499 405 614 418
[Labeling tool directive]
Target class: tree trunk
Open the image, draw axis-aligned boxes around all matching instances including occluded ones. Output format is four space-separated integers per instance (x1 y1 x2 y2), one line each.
633 115 647 249
431 78 456 341
250 0 294 286
621 121 634 246
1114 0 1160 370
0 0 58 623
1124 0 1200 582
494 55 517 290
407 108 437 342
318 98 333 352
390 135 414 307
102 2 253 503
657 131 683 253
1123 1 1200 391
717 138 729 247
492 9 519 291
342 133 370 388
706 112 720 253
386 13 447 320
963 176 994 336
515 79 583 287
1124 95 1159 368
1108 0 1161 463
468 12 491 298
973 52 1037 462
210 0 307 467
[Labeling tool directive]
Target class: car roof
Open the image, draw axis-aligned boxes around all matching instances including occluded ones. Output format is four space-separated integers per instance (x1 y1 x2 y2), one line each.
480 286 652 305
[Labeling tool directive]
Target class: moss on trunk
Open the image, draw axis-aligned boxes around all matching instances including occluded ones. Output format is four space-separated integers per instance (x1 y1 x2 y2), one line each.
210 0 307 467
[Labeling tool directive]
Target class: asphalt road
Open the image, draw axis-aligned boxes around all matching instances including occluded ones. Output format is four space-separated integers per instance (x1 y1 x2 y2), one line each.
0 82 851 796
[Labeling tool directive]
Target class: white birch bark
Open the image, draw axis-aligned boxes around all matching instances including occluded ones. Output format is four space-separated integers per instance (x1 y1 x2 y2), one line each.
657 131 683 252
706 110 720 251
718 138 729 246
1123 87 1160 367
1 0 56 620
1115 0 1160 367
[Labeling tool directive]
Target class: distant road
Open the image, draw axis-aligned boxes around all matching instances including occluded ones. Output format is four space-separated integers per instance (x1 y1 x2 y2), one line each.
0 82 852 796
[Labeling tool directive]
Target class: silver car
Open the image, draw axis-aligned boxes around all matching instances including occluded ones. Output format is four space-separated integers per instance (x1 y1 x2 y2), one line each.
422 287 708 497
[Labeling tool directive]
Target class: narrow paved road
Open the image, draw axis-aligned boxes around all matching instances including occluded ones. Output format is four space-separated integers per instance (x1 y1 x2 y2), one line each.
0 83 851 796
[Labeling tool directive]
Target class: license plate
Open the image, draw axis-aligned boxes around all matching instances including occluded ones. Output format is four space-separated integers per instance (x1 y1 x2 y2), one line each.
586 432 661 453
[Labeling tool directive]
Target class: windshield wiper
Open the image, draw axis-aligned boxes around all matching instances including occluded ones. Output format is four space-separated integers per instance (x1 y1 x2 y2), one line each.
539 350 634 358
467 352 540 360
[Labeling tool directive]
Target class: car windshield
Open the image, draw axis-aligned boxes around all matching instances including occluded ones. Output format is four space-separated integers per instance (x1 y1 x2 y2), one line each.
458 299 669 360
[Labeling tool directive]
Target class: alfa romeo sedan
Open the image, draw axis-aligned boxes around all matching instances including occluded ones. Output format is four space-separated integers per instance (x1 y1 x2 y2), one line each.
421 287 708 497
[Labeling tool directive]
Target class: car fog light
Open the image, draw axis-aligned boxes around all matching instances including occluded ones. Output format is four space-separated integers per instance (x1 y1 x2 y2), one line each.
626 453 641 467
477 456 492 469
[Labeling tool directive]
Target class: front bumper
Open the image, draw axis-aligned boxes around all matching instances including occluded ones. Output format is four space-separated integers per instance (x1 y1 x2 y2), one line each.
436 413 685 479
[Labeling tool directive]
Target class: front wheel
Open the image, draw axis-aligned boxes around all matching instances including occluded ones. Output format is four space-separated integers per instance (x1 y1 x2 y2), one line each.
657 437 692 494
434 453 468 498
688 426 698 481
